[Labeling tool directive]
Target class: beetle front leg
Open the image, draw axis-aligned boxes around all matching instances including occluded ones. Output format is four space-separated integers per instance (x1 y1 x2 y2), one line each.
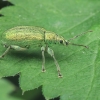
41 46 46 72
47 47 63 78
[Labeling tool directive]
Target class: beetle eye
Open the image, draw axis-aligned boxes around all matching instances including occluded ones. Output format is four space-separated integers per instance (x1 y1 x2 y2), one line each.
60 40 63 44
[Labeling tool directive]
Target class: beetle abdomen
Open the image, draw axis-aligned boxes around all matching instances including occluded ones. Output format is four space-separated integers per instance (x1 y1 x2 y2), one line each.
4 26 45 41
1 26 47 47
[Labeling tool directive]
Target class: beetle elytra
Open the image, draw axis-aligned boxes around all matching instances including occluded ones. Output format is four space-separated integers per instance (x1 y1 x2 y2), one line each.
0 26 92 77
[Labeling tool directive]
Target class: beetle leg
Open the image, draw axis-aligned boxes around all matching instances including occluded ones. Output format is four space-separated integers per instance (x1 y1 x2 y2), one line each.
0 45 27 58
10 45 27 51
47 47 63 78
41 46 46 72
0 46 11 58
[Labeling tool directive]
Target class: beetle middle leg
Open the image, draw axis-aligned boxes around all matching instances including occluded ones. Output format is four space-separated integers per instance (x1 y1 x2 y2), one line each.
41 46 46 72
0 45 27 58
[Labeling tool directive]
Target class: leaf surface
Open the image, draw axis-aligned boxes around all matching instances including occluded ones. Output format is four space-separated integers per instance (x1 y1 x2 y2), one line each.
0 0 100 99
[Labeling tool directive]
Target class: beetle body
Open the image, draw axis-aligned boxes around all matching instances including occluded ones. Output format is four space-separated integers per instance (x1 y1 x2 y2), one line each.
2 26 67 49
0 26 90 77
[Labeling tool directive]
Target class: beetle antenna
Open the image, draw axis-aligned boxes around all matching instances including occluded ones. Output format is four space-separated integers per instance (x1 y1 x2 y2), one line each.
65 30 92 48
69 43 88 48
67 30 92 41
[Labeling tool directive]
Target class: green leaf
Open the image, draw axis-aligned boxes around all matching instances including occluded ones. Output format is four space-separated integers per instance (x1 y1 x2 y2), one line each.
0 0 100 99
0 79 23 100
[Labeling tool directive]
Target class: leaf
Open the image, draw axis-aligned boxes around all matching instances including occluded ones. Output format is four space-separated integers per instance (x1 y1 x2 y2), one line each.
0 0 100 99
0 79 23 100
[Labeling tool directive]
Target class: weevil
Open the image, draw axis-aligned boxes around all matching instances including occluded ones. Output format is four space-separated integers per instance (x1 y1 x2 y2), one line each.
0 26 92 77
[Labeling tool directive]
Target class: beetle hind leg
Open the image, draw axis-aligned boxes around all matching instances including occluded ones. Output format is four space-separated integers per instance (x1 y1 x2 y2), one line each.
0 46 11 58
0 45 27 58
10 45 28 51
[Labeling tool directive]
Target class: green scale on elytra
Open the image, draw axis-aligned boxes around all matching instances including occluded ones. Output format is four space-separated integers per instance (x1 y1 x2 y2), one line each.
0 26 92 77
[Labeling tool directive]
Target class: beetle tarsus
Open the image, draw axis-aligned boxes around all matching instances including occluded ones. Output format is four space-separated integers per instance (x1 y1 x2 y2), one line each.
58 70 63 78
42 68 46 72
58 74 63 78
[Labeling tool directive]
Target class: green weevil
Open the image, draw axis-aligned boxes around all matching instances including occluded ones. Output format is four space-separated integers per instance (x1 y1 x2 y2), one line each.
0 26 92 77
